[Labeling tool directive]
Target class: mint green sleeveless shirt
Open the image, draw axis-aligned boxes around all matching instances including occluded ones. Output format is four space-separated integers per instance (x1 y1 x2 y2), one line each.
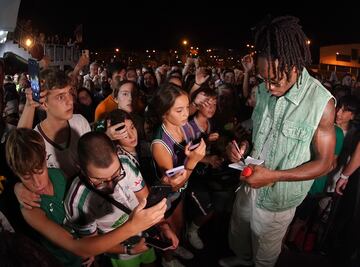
251 68 335 211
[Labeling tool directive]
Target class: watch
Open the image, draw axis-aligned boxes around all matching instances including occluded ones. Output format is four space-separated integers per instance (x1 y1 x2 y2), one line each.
340 173 349 180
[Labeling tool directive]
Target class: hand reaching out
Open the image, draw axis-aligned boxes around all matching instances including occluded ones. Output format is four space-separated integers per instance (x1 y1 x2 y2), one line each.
241 54 254 74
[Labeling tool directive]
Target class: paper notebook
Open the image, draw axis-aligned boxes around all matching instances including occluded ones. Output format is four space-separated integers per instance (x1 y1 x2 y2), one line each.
228 156 264 171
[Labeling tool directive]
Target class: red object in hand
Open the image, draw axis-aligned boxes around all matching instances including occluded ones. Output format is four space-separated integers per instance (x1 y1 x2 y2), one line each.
242 167 253 177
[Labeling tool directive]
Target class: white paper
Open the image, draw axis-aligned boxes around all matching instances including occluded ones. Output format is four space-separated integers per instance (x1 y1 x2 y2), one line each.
228 156 264 170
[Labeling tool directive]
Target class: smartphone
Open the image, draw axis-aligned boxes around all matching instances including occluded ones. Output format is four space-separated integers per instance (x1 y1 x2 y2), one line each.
145 185 172 209
115 124 125 131
110 115 125 131
28 58 41 102
189 136 202 151
165 165 185 177
145 236 173 251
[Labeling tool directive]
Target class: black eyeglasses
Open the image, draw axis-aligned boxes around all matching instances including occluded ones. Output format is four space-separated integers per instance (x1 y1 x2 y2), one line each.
87 162 126 190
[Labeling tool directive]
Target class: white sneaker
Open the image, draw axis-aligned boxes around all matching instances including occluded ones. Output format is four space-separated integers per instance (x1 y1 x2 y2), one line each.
188 230 204 250
173 245 194 260
161 258 185 267
218 256 253 267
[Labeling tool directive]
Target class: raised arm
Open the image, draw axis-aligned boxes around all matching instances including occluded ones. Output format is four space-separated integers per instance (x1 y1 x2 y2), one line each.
68 54 89 92
241 54 254 98
17 88 47 129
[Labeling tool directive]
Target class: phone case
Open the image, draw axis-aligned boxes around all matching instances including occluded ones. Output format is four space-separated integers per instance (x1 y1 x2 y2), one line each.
165 165 185 177
188 143 200 151
28 59 41 102
145 236 172 250
145 185 172 208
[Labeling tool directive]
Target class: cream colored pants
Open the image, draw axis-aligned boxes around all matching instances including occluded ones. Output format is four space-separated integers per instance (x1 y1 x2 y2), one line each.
229 185 296 267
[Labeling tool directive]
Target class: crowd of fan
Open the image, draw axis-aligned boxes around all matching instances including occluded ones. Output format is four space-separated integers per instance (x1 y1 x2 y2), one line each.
0 53 359 267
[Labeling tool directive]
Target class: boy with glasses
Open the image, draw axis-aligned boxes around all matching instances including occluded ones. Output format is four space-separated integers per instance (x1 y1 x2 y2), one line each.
6 128 168 267
65 132 178 267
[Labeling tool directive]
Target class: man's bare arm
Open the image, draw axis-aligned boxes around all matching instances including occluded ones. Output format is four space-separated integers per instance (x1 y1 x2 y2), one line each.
276 98 336 181
243 99 336 188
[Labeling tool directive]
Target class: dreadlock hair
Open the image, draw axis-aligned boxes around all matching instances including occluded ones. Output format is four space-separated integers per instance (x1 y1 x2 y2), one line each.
254 15 311 83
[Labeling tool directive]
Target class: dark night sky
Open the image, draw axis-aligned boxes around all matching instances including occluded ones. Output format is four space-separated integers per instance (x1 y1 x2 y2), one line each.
17 0 360 55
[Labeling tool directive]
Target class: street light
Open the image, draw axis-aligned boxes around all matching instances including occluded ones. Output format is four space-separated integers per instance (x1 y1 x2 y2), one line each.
25 38 33 47
182 40 188 46
115 48 120 52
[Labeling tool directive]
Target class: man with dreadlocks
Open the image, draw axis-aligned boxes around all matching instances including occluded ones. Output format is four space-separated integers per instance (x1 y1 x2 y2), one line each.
221 16 336 267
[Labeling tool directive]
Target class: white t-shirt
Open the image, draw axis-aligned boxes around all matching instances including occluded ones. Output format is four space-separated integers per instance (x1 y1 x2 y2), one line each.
34 114 91 179
64 156 146 259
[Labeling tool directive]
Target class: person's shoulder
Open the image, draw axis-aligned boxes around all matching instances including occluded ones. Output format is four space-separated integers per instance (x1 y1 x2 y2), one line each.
305 71 333 98
67 176 87 196
104 95 115 104
48 168 66 180
119 154 140 174
95 98 107 112
70 114 89 123
69 114 91 133
335 124 345 138
188 117 196 127
65 177 92 206
152 125 164 141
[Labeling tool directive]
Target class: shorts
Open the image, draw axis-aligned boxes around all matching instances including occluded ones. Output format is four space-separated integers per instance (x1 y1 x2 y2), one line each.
110 248 156 267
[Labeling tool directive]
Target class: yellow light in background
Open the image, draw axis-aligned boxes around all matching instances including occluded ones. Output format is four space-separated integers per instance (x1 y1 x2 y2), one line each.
306 40 311 45
115 48 120 52
182 40 188 45
25 38 32 47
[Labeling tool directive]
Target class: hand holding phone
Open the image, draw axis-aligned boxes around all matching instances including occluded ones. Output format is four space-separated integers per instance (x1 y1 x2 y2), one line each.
189 136 202 151
145 185 172 209
28 58 41 102
165 166 185 177
145 236 173 251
